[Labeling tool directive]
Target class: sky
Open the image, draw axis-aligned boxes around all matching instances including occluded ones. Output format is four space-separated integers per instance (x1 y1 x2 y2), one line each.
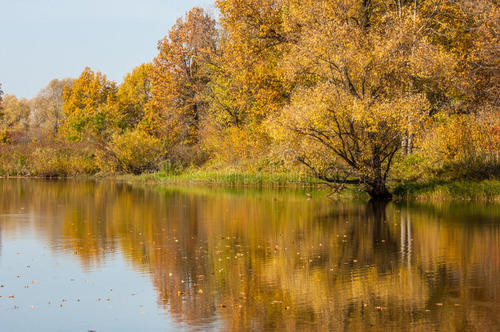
0 0 214 98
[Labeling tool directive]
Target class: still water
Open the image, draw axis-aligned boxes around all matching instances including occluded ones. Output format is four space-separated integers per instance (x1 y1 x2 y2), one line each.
0 179 498 331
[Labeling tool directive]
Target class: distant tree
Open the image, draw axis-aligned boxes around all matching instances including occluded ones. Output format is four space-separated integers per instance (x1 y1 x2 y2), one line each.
147 7 218 145
214 0 292 122
31 78 74 135
459 0 499 112
117 63 153 129
0 83 3 107
0 94 31 144
60 67 118 141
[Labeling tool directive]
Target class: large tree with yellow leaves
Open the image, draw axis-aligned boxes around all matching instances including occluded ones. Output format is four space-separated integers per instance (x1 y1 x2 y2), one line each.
276 0 470 199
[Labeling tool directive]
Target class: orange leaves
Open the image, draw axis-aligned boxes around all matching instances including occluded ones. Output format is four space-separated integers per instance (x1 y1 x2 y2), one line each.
148 8 217 145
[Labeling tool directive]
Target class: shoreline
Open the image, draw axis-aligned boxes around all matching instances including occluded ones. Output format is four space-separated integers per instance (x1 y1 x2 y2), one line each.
2 171 499 202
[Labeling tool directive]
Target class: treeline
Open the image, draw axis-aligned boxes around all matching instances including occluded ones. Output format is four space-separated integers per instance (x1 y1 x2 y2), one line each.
0 0 499 199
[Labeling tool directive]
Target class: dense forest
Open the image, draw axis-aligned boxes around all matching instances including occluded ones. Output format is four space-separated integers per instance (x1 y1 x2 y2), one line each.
0 0 499 199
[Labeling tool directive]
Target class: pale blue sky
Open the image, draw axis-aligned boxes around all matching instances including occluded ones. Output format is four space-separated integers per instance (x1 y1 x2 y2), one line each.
0 0 214 98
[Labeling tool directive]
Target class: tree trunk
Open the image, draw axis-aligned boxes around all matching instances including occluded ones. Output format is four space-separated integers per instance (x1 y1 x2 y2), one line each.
366 179 392 201
365 162 392 201
365 152 393 201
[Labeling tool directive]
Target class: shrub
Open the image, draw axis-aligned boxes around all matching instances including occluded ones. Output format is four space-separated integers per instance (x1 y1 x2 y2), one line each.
0 139 97 177
97 129 164 174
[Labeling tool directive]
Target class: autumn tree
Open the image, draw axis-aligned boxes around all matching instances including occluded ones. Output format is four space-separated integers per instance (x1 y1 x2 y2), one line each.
204 0 294 163
0 94 31 144
400 0 500 177
147 7 217 149
117 63 153 129
31 78 74 136
444 0 499 113
60 67 119 141
0 83 4 124
276 0 467 199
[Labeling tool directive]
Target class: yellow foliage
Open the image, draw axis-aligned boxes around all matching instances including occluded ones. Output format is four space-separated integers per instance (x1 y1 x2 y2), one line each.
420 112 500 172
117 63 152 128
60 67 119 141
97 129 164 174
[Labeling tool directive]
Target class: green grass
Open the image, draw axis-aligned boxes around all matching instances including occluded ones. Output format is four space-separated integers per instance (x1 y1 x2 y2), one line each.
116 169 500 202
393 179 500 201
116 169 372 202
3 160 498 202
117 169 324 187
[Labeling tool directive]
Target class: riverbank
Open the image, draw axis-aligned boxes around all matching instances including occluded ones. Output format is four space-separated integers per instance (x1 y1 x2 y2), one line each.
115 170 500 202
393 179 500 202
2 170 499 202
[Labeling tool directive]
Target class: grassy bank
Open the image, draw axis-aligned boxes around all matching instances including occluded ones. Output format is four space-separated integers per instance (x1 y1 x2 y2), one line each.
393 179 500 202
115 169 500 202
2 164 499 202
115 169 370 200
116 169 322 187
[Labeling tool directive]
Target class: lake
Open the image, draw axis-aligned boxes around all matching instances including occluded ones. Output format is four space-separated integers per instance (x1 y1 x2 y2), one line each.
0 179 499 331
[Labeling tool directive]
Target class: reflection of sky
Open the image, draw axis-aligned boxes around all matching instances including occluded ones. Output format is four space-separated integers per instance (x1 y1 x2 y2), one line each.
0 227 191 331
0 0 213 99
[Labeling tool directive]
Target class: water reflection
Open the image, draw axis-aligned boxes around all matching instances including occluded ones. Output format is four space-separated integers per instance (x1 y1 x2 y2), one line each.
0 179 499 331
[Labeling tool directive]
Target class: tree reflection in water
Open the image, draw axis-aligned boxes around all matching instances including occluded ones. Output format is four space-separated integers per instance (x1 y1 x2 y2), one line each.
0 179 498 331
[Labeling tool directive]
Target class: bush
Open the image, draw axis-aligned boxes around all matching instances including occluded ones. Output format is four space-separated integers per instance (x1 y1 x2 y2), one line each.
97 129 164 174
0 139 97 176
31 146 97 176
417 113 499 180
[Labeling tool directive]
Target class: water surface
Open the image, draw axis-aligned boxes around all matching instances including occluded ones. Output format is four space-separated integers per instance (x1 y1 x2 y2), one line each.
0 179 499 331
